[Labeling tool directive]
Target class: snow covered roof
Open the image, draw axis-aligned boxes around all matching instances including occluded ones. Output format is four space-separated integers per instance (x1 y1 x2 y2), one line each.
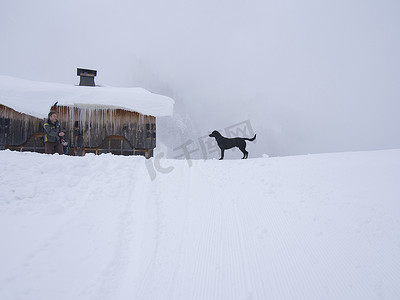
0 75 174 118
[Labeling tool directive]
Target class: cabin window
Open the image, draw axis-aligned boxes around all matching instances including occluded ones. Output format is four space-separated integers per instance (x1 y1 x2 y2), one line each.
0 118 10 135
0 118 10 126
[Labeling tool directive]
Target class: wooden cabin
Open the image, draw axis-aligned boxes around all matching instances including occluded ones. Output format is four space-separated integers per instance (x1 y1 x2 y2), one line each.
51 103 156 157
0 74 174 157
0 104 45 153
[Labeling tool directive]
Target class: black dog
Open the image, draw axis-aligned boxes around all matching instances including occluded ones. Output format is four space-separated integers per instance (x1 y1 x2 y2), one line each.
209 130 256 160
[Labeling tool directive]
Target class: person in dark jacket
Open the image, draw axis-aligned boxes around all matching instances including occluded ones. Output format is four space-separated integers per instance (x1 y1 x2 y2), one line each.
44 111 65 154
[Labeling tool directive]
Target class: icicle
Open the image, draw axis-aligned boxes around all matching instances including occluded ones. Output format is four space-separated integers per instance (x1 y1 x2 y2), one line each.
88 108 92 146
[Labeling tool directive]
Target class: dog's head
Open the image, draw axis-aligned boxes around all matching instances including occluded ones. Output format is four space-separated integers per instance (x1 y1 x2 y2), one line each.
209 130 221 138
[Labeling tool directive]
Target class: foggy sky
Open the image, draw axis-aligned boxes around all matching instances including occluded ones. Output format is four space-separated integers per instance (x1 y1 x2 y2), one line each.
1 0 399 157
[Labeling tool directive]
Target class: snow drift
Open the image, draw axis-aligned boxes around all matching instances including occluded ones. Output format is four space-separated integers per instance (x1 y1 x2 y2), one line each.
0 149 399 299
0 76 175 118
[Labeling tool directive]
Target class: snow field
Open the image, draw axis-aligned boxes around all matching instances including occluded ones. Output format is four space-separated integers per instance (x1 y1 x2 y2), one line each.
0 149 400 299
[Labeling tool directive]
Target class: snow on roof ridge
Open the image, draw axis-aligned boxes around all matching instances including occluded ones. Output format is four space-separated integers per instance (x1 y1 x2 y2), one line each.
0 75 174 118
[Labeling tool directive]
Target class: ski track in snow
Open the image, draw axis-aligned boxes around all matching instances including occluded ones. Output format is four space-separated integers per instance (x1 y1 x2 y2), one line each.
1 150 400 299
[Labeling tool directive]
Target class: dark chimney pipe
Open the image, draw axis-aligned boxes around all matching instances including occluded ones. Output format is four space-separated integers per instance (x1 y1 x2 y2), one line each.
77 68 97 86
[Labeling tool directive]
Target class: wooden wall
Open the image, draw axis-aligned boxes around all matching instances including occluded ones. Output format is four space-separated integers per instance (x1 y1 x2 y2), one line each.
0 104 44 149
53 105 156 156
0 104 157 157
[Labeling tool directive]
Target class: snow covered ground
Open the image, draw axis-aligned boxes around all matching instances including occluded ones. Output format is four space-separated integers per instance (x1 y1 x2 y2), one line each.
0 149 399 300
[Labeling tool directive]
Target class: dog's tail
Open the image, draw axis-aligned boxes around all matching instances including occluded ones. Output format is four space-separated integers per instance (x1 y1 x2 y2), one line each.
245 134 256 142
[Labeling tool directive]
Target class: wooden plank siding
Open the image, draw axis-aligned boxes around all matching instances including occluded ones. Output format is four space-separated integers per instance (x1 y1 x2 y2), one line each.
0 104 44 151
52 104 156 157
0 103 157 158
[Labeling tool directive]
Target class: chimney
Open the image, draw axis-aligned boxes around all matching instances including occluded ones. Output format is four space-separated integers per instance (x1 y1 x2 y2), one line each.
77 68 97 86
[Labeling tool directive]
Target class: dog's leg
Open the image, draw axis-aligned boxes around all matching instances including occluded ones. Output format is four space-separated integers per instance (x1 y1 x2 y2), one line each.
219 149 225 160
239 146 248 159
